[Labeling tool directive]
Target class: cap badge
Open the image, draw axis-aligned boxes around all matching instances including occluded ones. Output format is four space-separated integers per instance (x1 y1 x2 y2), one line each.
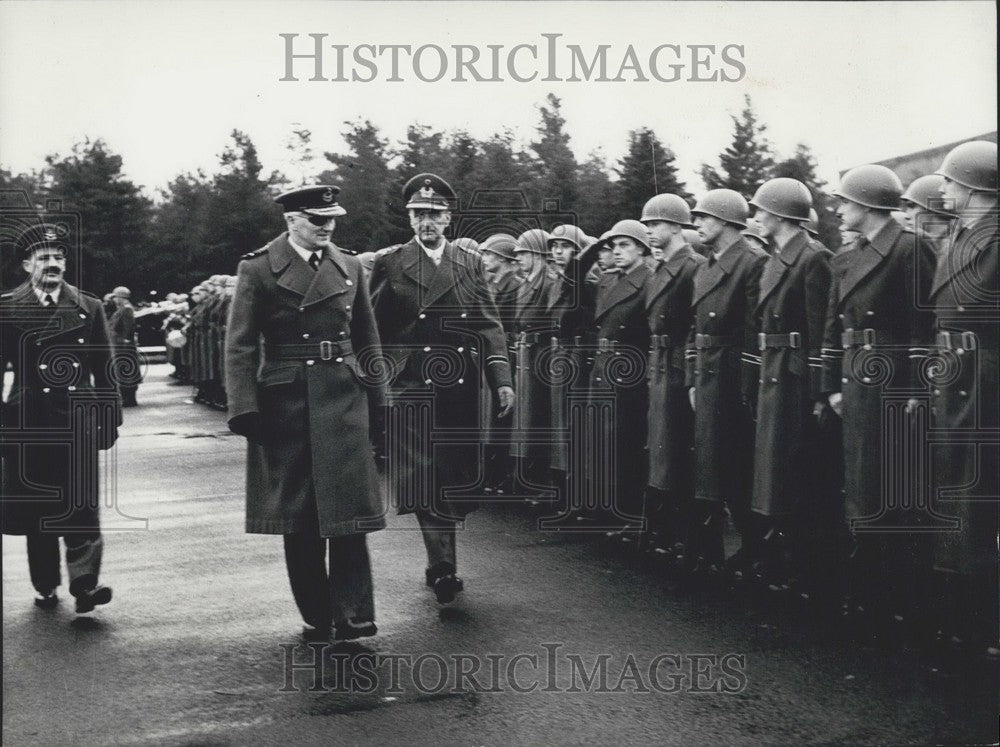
43 228 58 241
419 185 436 199
322 188 334 203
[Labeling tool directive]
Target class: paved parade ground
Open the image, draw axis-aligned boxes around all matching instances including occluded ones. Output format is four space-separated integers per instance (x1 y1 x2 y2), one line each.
2 365 996 745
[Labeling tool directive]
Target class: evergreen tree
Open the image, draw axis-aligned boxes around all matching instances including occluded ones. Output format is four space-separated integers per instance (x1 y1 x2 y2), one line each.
530 93 578 213
700 94 775 198
773 143 840 251
616 128 691 222
574 150 619 237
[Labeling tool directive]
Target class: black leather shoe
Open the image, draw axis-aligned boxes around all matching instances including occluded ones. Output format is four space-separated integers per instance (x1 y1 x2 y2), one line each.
433 574 464 604
302 623 331 643
34 590 59 610
74 585 112 614
334 619 378 641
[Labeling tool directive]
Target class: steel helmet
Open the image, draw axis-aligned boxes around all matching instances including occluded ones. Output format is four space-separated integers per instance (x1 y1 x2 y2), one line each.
691 189 749 228
453 237 481 254
934 140 998 192
901 174 956 217
480 233 518 261
640 193 693 227
804 208 820 237
112 285 131 299
604 219 651 254
513 228 551 255
833 165 902 211
749 178 812 222
547 224 588 252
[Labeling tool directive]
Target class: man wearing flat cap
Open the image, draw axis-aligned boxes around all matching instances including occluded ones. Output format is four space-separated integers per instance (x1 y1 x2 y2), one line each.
1 222 120 614
225 185 386 643
369 173 514 605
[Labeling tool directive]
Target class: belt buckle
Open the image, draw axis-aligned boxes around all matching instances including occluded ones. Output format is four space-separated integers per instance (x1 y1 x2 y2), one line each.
962 331 977 350
696 333 707 349
598 338 610 352
862 328 875 347
319 340 334 361
758 332 767 351
788 331 801 349
938 331 952 349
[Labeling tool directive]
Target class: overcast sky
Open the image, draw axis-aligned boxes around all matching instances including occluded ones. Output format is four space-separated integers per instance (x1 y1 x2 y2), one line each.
1 1 996 198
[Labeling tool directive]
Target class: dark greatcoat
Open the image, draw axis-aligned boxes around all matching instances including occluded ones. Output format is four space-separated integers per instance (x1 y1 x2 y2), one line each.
369 239 512 518
750 231 832 517
1 282 120 535
645 245 704 493
685 237 768 505
225 234 386 537
587 261 652 517
821 220 935 523
485 268 521 446
510 267 558 462
929 214 998 574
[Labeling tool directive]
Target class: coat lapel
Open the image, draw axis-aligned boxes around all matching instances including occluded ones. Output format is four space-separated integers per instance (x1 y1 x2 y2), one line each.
838 220 897 303
272 234 314 299
645 245 693 309
301 244 351 307
756 231 807 311
692 237 744 306
595 263 648 320
421 242 458 309
929 216 998 299
12 281 86 337
400 240 431 292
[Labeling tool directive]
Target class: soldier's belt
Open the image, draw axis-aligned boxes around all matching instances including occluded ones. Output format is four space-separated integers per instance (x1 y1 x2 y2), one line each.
936 330 978 351
694 333 737 349
551 335 584 347
840 328 877 349
597 338 619 352
758 332 801 351
265 340 354 361
650 334 674 350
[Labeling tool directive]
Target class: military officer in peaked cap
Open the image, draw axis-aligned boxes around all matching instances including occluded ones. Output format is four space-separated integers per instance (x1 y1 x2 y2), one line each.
1 223 120 614
369 174 514 605
225 185 386 643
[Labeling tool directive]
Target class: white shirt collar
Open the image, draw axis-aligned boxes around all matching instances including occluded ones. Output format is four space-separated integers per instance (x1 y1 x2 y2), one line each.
416 236 445 262
33 285 61 304
288 235 325 263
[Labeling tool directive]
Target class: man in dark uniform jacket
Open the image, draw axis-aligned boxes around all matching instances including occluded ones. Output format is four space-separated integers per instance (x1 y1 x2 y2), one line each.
683 189 768 585
746 179 833 600
369 174 514 605
108 285 140 407
821 165 935 639
640 194 705 560
927 141 998 662
225 185 386 643
579 220 653 538
1 223 120 614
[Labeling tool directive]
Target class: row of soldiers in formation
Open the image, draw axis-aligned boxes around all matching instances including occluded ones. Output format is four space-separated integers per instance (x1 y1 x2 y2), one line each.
361 142 994 663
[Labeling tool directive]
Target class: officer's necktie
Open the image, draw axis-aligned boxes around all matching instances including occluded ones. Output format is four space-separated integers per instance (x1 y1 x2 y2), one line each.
42 293 54 307
308 251 321 271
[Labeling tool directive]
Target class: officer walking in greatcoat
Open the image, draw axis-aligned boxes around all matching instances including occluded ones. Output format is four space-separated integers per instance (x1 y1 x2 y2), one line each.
821 165 935 640
640 194 705 561
683 190 768 586
225 185 386 643
1 223 120 614
369 174 514 605
927 141 998 664
746 179 833 600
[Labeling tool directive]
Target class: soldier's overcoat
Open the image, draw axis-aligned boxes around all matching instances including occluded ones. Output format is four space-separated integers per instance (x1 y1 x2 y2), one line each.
225 234 386 537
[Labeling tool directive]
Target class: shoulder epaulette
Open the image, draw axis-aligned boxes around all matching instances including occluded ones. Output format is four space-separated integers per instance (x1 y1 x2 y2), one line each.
80 289 99 301
376 244 402 257
240 246 268 260
0 291 13 300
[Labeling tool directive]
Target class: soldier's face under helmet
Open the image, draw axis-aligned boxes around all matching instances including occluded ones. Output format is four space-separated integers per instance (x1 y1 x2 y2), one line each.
22 246 66 291
835 198 868 233
549 239 576 267
611 237 644 270
409 208 450 247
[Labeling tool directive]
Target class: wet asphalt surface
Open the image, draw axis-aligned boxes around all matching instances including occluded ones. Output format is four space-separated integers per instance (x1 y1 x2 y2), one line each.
2 364 997 745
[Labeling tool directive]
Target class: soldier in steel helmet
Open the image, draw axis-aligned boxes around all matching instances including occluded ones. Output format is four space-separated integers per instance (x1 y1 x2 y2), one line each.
745 178 834 604
640 194 705 562
225 185 386 643
927 140 998 665
369 174 514 605
108 285 140 407
821 164 936 642
1 223 120 614
899 174 956 256
682 189 768 588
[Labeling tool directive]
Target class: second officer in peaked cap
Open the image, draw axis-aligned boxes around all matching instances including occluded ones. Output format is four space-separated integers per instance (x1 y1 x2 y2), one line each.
370 173 514 605
225 184 386 644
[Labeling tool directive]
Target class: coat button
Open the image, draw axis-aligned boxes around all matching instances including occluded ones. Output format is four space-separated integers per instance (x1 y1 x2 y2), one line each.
39 364 48 370
306 360 315 365
461 313 467 318
659 314 665 319
596 377 602 382
933 389 941 395
79 313 86 319
298 307 305 313
68 385 76 391
956 348 964 355
302 333 310 339
866 310 874 316
42 387 50 393
957 306 965 312
842 377 848 384
345 305 351 311
335 357 343 363
425 379 432 385
419 313 426 319
423 346 431 352
458 378 464 384
346 279 353 286
770 377 778 383
77 338 85 343
708 312 716 318
759 379 764 384
863 344 872 350
72 362 79 368
457 347 464 353
862 376 871 383
838 314 845 320
960 390 968 397
339 331 346 337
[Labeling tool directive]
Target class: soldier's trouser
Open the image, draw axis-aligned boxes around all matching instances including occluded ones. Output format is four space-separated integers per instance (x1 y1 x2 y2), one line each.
283 533 374 628
26 530 103 595
416 510 457 574
644 487 690 548
687 500 726 565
